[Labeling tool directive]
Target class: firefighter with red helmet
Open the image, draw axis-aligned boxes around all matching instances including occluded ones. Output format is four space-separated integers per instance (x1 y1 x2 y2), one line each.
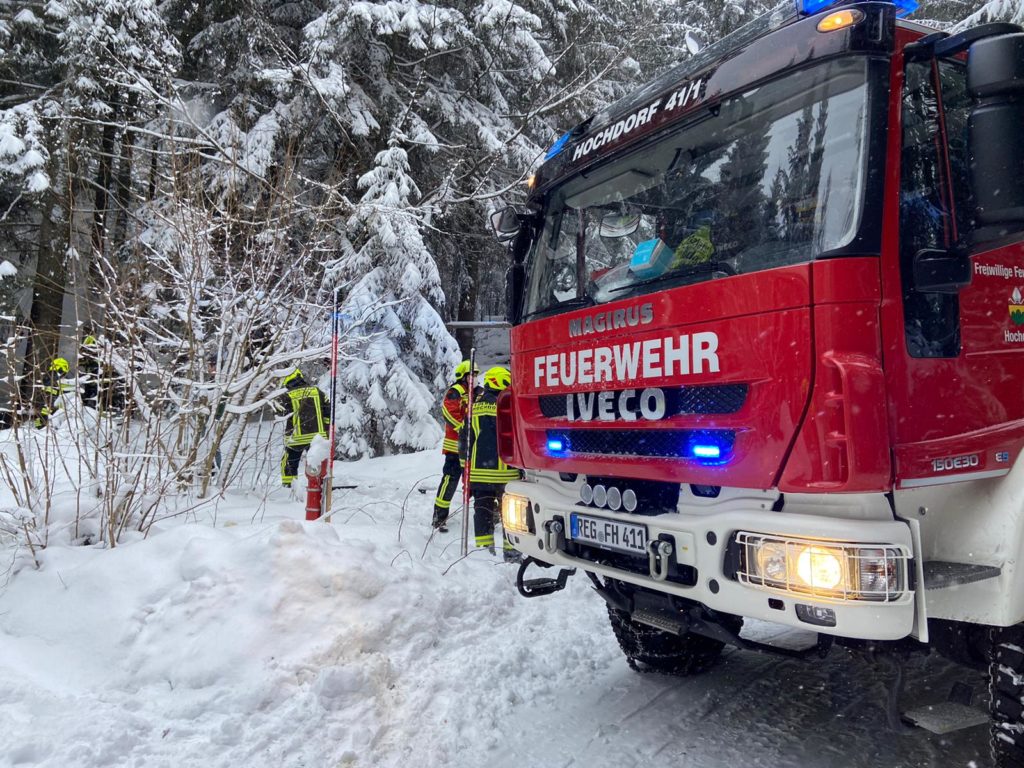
432 360 477 532
467 366 520 559
274 368 329 487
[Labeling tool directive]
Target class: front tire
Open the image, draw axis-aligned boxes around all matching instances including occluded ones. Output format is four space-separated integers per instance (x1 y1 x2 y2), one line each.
607 604 739 675
991 624 1024 767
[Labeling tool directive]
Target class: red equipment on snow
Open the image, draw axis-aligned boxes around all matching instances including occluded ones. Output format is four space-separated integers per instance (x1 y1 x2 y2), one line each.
304 460 327 521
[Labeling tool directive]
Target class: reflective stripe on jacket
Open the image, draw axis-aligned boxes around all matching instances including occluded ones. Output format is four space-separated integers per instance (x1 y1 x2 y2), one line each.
441 381 466 455
279 385 329 447
39 371 72 420
468 387 519 484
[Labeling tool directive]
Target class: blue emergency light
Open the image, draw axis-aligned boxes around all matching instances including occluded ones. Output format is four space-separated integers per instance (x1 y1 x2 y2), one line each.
686 430 735 464
796 0 917 17
544 131 573 161
691 444 722 460
547 437 566 453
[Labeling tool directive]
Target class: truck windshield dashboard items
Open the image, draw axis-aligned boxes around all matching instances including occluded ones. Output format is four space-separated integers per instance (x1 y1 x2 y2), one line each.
525 57 874 319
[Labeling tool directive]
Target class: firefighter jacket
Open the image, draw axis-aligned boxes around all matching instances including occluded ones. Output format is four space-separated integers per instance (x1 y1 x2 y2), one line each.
466 386 520 484
42 370 70 400
276 380 329 447
36 368 72 426
79 352 99 407
79 352 126 412
440 380 467 455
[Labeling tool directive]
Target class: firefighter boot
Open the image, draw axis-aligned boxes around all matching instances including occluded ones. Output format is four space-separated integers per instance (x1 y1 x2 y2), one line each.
432 505 449 533
502 535 521 563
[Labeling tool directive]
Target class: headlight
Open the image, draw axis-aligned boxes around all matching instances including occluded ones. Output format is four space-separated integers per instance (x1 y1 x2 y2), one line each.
501 493 534 535
736 532 908 602
796 546 844 590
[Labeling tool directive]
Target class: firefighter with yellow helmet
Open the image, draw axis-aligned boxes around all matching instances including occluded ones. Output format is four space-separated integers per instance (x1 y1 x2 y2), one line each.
466 365 520 559
78 334 125 412
34 356 71 428
432 359 477 532
274 368 330 487
78 335 102 410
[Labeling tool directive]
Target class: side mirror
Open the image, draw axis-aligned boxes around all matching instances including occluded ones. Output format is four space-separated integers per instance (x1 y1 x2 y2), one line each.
505 263 526 324
968 33 1024 227
913 249 971 293
490 207 521 243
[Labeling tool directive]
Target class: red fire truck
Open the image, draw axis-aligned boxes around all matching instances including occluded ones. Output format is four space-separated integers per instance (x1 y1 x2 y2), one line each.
489 0 1024 761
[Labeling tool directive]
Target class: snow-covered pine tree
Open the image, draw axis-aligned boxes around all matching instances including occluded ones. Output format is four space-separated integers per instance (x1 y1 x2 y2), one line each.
952 0 1024 29
329 139 459 456
0 0 180 410
679 0 778 42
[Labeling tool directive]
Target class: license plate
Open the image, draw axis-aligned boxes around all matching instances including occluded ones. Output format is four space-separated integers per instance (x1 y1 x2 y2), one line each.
570 513 647 555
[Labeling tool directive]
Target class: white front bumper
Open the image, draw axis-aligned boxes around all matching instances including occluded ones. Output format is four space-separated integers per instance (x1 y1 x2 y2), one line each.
506 479 918 641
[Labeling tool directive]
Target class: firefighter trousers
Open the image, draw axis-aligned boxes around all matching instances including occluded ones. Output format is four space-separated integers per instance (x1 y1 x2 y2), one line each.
281 444 308 487
471 483 513 553
433 452 462 528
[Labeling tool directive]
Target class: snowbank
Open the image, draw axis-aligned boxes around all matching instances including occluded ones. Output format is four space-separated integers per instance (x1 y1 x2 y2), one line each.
0 449 990 767
0 449 614 767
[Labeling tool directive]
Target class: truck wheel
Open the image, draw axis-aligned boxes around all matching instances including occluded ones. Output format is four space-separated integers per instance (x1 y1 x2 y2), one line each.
990 623 1024 768
606 604 738 676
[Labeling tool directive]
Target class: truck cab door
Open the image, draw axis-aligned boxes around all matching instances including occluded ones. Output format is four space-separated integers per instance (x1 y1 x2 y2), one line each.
890 40 1024 482
897 58 970 361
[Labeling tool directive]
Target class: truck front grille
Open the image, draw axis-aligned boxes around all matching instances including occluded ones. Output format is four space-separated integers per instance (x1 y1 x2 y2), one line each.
545 429 736 460
538 384 748 419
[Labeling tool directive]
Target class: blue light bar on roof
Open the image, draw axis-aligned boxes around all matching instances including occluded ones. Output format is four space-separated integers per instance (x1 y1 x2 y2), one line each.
796 0 918 17
796 0 838 14
544 131 573 161
892 0 919 17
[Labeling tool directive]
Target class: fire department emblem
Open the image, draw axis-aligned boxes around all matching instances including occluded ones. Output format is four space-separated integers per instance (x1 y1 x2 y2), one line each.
1011 288 1024 326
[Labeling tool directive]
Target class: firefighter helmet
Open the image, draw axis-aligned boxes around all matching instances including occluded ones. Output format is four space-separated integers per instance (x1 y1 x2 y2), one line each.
82 335 97 346
49 357 70 375
453 360 480 380
483 366 511 391
282 368 305 387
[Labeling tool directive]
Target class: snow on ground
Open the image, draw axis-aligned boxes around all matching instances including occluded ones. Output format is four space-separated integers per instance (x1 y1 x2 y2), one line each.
0 448 992 767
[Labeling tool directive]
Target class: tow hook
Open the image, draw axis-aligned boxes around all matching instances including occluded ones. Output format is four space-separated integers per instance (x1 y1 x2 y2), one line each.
516 556 576 598
648 539 674 582
543 518 566 552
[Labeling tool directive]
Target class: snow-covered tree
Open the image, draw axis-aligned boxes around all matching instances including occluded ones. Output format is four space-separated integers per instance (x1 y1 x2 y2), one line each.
0 0 181 413
953 0 1024 29
329 143 459 456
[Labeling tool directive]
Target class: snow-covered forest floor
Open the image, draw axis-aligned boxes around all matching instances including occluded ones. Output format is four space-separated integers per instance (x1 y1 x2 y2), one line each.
0 446 992 767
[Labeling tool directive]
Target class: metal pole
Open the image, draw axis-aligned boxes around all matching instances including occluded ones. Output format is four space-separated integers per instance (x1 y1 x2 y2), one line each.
460 347 476 557
324 288 340 517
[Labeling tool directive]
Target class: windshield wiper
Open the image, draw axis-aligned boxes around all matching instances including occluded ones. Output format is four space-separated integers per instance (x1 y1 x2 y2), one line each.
607 260 735 294
523 294 595 320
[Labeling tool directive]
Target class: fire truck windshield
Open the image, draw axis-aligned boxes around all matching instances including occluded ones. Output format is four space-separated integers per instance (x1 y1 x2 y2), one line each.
525 57 877 319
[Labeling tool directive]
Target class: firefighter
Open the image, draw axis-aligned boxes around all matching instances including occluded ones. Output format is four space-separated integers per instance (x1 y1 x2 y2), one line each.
35 357 71 428
274 368 329 488
466 365 520 559
432 360 477 532
79 335 127 414
79 336 100 410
